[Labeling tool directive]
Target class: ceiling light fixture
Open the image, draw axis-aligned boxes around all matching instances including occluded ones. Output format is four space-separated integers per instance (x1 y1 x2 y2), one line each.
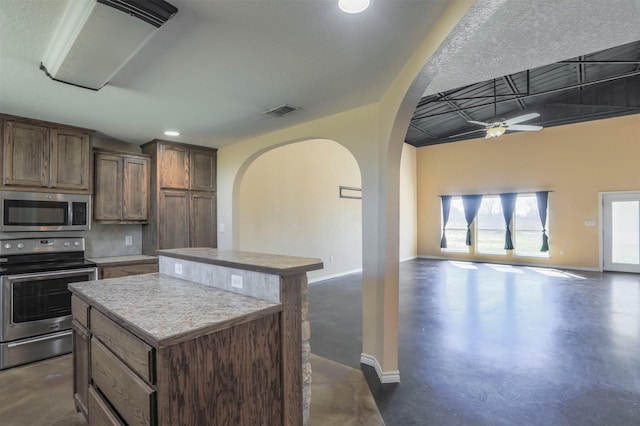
40 0 177 90
338 0 370 14
485 126 507 138
164 130 180 137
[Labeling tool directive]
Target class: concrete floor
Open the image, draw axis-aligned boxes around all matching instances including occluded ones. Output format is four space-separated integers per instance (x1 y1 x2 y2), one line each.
309 259 640 426
0 352 384 426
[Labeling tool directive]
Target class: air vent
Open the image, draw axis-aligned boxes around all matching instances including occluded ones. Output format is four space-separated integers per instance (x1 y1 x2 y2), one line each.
263 104 298 117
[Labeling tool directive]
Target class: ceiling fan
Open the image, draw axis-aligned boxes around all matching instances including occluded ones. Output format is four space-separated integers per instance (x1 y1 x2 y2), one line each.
466 112 543 139
449 79 543 139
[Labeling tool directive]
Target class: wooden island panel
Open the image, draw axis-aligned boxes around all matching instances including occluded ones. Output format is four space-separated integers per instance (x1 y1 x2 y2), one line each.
157 313 281 425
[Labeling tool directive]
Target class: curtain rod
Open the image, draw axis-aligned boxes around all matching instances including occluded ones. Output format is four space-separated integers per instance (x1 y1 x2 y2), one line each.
439 190 554 197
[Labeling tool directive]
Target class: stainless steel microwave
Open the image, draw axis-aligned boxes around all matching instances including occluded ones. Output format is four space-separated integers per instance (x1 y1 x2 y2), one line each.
0 191 91 232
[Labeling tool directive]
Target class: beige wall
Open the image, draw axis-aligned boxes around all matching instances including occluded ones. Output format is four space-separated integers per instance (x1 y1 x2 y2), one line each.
216 1 482 379
237 140 418 281
400 144 418 261
238 139 362 282
417 114 640 269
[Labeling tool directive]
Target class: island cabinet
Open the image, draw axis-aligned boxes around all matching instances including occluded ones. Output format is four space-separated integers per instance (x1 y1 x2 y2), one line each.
141 140 217 255
1 114 92 193
93 150 150 223
70 275 283 426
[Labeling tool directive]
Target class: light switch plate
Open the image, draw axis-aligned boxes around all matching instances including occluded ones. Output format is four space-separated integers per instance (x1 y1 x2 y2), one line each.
175 263 183 274
125 235 133 246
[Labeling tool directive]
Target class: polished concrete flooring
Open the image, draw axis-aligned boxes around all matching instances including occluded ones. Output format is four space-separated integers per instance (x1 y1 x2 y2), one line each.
0 351 383 425
309 259 640 426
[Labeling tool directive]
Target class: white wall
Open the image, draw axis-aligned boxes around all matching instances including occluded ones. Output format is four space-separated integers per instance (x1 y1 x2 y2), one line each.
238 139 362 282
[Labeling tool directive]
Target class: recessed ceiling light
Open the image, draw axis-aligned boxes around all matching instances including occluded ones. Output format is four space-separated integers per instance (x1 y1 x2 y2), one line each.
338 0 370 14
164 130 180 136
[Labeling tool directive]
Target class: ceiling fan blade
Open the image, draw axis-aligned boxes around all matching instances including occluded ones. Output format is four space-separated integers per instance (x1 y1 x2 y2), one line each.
508 124 543 131
467 120 491 127
504 112 540 125
448 128 486 138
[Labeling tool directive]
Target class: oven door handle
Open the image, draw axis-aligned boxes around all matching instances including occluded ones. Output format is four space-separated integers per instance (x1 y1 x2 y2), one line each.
6 267 97 281
6 330 72 348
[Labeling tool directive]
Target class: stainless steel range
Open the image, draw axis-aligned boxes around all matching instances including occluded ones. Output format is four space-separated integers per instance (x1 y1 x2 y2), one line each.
0 237 97 370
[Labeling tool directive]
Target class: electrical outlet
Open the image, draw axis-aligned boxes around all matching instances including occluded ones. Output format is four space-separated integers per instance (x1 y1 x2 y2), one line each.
560 249 565 256
125 235 133 246
219 223 225 233
231 274 243 289
175 263 183 274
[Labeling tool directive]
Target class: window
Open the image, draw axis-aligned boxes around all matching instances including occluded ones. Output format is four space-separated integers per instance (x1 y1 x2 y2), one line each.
442 197 468 252
514 194 549 257
440 192 551 258
476 196 506 254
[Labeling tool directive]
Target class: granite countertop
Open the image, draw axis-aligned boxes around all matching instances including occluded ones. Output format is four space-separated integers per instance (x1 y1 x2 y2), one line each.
87 255 158 265
69 273 281 348
157 248 323 276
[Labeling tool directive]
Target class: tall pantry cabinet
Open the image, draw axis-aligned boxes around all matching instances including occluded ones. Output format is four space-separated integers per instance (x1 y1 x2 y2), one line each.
141 140 217 255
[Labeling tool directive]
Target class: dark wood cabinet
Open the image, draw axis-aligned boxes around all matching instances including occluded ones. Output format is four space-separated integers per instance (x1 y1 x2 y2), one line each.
158 190 190 250
1 114 92 193
94 150 150 223
141 140 217 255
123 156 150 221
95 257 159 280
189 148 216 191
190 191 216 247
50 128 91 191
71 283 282 426
71 295 91 417
159 143 189 189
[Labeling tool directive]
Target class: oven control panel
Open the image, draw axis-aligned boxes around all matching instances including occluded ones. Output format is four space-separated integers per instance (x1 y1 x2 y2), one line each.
0 238 85 255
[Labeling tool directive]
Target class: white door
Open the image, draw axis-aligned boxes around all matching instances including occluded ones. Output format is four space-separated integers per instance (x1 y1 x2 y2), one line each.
603 192 640 273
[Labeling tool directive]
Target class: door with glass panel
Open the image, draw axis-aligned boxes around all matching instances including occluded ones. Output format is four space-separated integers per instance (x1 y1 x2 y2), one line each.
603 192 640 273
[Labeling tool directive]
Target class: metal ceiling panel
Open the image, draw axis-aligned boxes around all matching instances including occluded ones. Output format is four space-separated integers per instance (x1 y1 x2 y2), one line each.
407 40 640 147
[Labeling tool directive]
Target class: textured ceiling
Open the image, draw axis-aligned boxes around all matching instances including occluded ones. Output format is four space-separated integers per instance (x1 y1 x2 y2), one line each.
0 0 639 149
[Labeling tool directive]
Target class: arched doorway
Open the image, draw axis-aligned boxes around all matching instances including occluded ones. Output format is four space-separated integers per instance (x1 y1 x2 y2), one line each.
236 138 363 282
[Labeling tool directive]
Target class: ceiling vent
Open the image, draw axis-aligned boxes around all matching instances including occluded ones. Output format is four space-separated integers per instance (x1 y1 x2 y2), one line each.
263 104 298 117
40 0 177 91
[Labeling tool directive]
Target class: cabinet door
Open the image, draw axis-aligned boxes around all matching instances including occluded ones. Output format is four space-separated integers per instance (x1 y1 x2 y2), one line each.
159 144 189 189
123 157 149 221
72 320 90 417
94 154 123 221
190 148 216 191
2 120 49 187
50 128 91 190
158 190 190 249
190 192 217 248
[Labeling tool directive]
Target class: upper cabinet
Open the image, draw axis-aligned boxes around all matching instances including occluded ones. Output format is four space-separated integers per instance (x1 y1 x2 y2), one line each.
190 148 216 191
159 143 189 189
158 143 217 191
1 114 92 193
94 150 150 223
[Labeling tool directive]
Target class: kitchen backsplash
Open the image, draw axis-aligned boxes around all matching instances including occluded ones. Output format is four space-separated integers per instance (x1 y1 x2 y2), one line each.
83 223 142 257
0 224 143 257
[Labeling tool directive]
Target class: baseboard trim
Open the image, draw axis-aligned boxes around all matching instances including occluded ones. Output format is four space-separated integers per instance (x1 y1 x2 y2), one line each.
417 255 600 272
360 353 401 383
308 268 363 284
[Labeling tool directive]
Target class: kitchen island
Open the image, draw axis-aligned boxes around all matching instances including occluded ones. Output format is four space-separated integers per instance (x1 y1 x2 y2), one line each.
70 249 322 426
